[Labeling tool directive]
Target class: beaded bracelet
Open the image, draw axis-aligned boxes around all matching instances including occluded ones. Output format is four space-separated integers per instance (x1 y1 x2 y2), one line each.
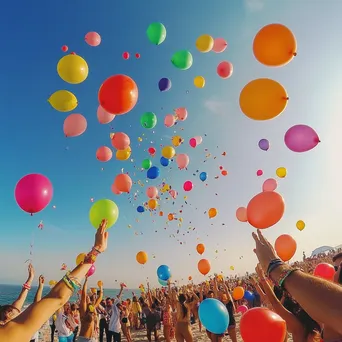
65 272 81 291
266 259 283 277
62 276 74 291
23 283 31 291
278 268 300 289
84 247 100 264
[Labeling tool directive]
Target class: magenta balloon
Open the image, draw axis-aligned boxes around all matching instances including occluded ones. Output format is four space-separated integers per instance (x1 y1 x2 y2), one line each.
63 114 87 137
85 32 101 46
263 178 278 192
183 181 193 191
256 169 263 176
212 38 227 53
284 125 320 152
15 174 53 214
189 138 196 148
217 61 233 79
97 105 115 124
175 107 188 121
237 305 248 314
164 114 175 128
176 154 189 169
87 264 96 277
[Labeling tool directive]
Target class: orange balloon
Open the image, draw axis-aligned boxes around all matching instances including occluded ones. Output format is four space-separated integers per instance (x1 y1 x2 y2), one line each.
208 208 217 219
136 251 148 265
148 198 158 210
159 211 164 216
239 78 288 121
253 24 297 67
188 276 192 281
275 234 297 262
98 74 138 115
168 213 174 221
96 146 112 162
236 207 248 222
198 259 211 275
232 286 245 300
196 243 205 255
114 174 132 193
247 192 285 229
221 170 228 176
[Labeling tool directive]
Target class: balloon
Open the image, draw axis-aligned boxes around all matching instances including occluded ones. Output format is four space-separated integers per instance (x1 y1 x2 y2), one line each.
116 147 131 161
174 107 188 121
137 206 145 213
148 198 158 210
57 54 88 84
158 78 172 92
76 253 86 265
195 136 203 145
237 305 248 314
87 265 96 277
199 299 229 334
256 170 263 176
48 90 78 112
236 207 248 222
258 139 269 151
148 147 156 155
63 114 87 137
189 138 196 148
158 278 168 286
169 189 177 199
142 159 152 170
208 208 217 219
96 146 112 162
276 167 287 178
171 50 193 70
111 183 122 195
244 291 254 301
198 259 211 275
183 181 193 192
314 263 335 281
162 146 175 159
284 124 320 152
97 280 103 287
97 105 115 124
89 199 119 229
188 276 192 281
247 192 285 229
146 22 166 45
61 45 68 52
253 24 297 67
194 76 205 88
85 32 101 46
212 38 227 53
157 265 171 281
196 34 214 53
199 172 207 181
141 112 157 129
15 174 53 214
239 78 288 120
49 280 57 286
221 170 228 176
111 132 130 150
240 307 286 342
135 53 140 59
217 61 233 79
275 234 297 262
232 287 244 300
98 75 138 115
147 166 160 180
114 174 132 193
296 220 305 231
122 52 129 60
164 114 175 128
263 178 278 192
146 186 158 198
136 251 148 265
172 135 183 147
176 154 189 169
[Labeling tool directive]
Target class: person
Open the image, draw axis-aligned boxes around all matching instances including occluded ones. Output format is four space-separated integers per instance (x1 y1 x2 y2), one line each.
131 296 142 329
107 284 124 342
56 303 74 342
121 302 132 342
98 298 111 342
30 275 45 342
70 303 80 342
163 302 175 342
0 219 109 341
221 281 237 342
49 313 57 342
146 303 160 342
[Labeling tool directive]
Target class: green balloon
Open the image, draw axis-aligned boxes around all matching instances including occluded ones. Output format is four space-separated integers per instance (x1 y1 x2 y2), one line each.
89 199 119 229
142 159 152 170
141 112 157 129
171 50 193 70
146 22 166 45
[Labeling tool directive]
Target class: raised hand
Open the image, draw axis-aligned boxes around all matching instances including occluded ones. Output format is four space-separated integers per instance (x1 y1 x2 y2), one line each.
94 219 109 253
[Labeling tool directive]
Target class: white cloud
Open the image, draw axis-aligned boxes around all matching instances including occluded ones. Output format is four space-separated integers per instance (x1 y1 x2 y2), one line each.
243 0 265 11
203 98 231 115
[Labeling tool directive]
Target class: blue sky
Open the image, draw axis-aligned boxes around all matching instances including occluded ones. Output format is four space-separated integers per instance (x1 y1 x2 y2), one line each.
1 0 342 288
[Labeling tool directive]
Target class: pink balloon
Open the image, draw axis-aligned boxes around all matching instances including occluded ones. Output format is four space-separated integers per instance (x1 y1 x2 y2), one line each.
263 178 278 192
236 207 248 222
237 305 248 314
111 183 122 195
111 132 130 150
176 154 189 169
146 186 158 198
194 136 203 145
114 174 132 193
284 125 320 153
164 114 176 128
175 107 188 121
87 264 96 277
15 174 53 214
257 169 263 176
85 32 101 46
169 189 178 199
63 114 87 137
189 138 196 148
96 146 112 162
212 38 227 53
183 181 193 192
97 105 115 124
217 61 233 79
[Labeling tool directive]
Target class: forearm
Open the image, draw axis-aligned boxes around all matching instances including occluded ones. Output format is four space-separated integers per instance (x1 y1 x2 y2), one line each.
34 285 44 303
12 275 33 310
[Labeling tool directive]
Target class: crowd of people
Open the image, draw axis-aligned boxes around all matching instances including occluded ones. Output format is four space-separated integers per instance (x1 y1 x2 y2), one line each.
0 221 342 342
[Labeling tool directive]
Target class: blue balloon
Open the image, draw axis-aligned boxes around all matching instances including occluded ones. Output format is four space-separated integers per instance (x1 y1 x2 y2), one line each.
137 206 145 213
199 172 207 181
157 265 171 281
198 298 229 334
244 291 254 301
160 156 170 167
158 278 168 286
158 77 172 92
147 166 160 179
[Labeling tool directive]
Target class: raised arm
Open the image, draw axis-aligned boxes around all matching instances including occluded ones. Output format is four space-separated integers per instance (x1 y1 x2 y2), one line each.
223 282 235 312
94 284 103 308
34 276 45 303
80 277 88 317
117 283 124 299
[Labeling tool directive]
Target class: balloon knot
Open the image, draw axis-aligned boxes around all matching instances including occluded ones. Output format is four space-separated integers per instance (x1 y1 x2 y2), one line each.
293 52 297 56
286 97 289 100
30 213 33 216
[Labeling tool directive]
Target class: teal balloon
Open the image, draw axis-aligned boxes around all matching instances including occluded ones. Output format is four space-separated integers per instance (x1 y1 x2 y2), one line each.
158 278 168 286
89 199 119 229
171 50 193 70
141 112 157 129
146 22 166 45
142 159 152 170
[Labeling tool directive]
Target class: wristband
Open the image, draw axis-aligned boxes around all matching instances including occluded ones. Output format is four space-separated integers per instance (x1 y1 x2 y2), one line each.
278 268 300 289
266 259 283 277
23 283 31 291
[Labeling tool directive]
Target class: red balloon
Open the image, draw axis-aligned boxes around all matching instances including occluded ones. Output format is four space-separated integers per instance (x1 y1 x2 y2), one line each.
61 45 68 52
148 147 156 155
70 52 76 55
240 308 286 342
123 52 130 60
135 53 141 59
98 75 138 115
314 263 335 281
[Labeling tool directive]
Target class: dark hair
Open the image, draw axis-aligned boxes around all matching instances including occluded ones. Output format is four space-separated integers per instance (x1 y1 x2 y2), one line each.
0 305 19 322
71 303 77 311
273 285 284 300
178 294 188 318
333 252 342 262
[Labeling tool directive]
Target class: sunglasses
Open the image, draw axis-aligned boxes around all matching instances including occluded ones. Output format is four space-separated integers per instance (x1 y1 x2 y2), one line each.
334 265 340 271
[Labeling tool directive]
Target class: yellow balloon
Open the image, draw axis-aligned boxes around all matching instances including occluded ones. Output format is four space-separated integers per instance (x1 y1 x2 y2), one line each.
148 198 158 210
48 90 78 112
230 266 235 271
172 135 183 147
57 54 89 84
162 146 175 159
97 280 103 287
276 167 287 178
239 78 288 120
49 280 57 286
296 220 305 231
76 253 86 265
194 76 205 88
196 34 214 53
116 146 132 161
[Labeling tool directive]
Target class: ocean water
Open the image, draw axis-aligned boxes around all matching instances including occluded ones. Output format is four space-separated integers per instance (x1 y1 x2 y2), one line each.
0 284 137 306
